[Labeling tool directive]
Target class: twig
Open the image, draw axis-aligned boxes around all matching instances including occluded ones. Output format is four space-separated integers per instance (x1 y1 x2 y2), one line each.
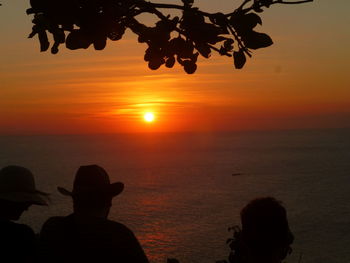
225 0 313 15
226 24 252 57
147 2 212 17
275 0 313 4
208 44 232 57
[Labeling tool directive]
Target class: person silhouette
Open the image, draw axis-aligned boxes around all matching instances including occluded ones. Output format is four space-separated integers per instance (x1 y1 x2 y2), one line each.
40 164 149 263
0 165 48 262
228 197 294 263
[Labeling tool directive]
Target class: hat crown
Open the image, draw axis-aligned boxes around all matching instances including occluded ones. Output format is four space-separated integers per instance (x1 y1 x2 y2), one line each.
0 165 48 205
58 165 124 198
73 165 111 193
0 166 36 193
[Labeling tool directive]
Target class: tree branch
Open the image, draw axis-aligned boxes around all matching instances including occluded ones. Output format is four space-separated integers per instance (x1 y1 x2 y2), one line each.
147 2 213 17
275 0 313 4
26 0 313 73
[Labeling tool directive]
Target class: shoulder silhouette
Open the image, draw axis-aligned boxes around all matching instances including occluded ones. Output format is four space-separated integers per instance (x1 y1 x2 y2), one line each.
40 164 149 263
0 165 48 262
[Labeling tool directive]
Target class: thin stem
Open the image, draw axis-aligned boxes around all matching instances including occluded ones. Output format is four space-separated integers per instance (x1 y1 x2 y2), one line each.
146 2 213 17
226 0 313 15
226 24 252 57
208 44 232 57
275 0 313 4
150 3 185 10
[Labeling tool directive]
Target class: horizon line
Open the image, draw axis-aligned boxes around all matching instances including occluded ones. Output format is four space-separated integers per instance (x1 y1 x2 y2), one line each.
1 126 349 137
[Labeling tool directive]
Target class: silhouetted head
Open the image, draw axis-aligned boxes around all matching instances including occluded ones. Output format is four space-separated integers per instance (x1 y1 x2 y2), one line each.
239 197 294 263
58 165 124 218
0 199 32 220
0 165 48 220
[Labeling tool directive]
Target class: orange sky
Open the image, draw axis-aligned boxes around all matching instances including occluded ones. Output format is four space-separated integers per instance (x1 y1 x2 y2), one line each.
0 0 349 134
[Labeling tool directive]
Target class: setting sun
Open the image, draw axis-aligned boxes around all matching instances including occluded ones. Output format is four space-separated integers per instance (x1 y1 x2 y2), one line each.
144 112 155 123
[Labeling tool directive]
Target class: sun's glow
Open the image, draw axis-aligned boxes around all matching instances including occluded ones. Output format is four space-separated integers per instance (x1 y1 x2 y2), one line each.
144 112 155 122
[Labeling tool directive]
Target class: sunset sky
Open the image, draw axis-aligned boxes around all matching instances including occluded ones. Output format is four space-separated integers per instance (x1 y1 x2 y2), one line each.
0 0 349 134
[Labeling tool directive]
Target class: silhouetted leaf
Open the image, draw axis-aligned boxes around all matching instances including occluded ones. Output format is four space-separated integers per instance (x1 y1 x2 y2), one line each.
93 36 107 50
66 30 92 50
30 0 47 11
190 52 199 63
253 3 264 13
53 29 65 44
195 44 211 58
26 8 35 14
144 48 152 62
148 58 164 70
165 56 175 68
219 46 228 55
231 13 262 32
242 31 273 49
108 25 125 41
28 26 38 38
243 13 262 28
233 49 246 69
210 12 228 32
176 55 184 66
177 40 194 58
183 60 197 74
224 39 234 50
51 42 59 54
38 31 49 52
181 0 193 7
261 0 273 7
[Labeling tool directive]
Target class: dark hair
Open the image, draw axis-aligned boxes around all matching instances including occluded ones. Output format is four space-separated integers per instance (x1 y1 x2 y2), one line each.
229 197 293 263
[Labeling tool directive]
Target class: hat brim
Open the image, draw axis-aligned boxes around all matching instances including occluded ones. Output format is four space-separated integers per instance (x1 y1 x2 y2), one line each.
0 191 48 206
57 182 124 197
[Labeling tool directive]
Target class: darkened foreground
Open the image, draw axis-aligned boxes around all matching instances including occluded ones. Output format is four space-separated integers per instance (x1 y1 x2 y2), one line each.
0 164 294 263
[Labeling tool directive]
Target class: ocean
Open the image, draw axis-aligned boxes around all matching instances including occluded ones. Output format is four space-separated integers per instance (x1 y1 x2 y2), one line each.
1 128 349 263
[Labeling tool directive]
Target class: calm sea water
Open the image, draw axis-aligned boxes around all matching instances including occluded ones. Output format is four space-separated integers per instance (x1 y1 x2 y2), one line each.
0 129 349 263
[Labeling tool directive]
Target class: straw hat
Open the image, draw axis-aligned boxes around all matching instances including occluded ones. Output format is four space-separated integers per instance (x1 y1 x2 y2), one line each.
58 165 124 198
0 165 48 205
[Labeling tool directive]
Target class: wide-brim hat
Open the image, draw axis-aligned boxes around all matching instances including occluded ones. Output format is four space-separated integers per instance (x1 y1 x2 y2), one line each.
58 165 124 198
0 165 49 206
